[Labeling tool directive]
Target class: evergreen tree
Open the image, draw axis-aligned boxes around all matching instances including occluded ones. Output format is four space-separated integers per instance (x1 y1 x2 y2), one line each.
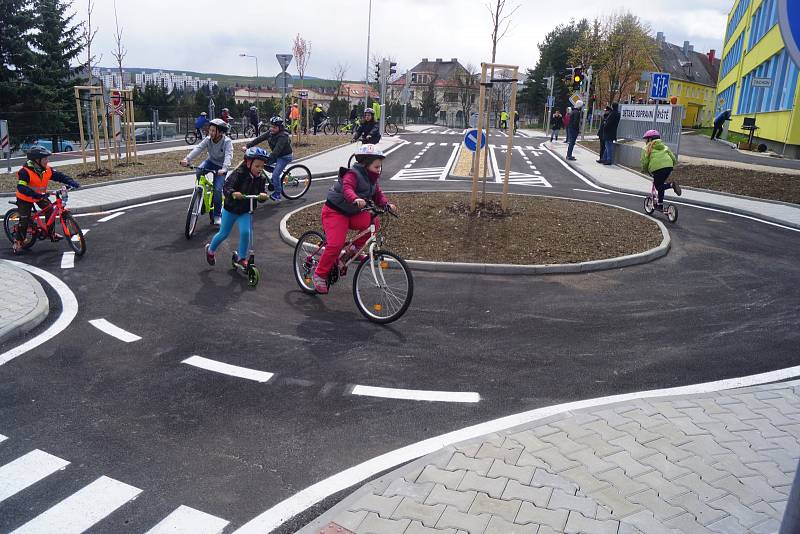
0 0 35 122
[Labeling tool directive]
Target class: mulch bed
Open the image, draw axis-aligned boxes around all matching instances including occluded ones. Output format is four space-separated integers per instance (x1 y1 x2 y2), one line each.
671 165 800 205
286 192 663 265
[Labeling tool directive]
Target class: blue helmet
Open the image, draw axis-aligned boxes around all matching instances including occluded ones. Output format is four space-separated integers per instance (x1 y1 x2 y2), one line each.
244 147 269 161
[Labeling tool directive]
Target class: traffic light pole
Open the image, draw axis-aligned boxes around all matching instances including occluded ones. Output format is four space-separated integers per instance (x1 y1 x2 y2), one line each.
379 60 387 135
580 67 592 141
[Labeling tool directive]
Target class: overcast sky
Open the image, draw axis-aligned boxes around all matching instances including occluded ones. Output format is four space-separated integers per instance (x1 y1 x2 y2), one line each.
83 0 731 79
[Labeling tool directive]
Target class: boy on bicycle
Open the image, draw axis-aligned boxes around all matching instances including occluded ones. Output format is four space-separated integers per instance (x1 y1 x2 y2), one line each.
641 129 681 210
180 118 233 225
205 147 269 268
13 146 80 254
194 111 209 135
244 116 293 201
352 108 381 145
312 144 396 294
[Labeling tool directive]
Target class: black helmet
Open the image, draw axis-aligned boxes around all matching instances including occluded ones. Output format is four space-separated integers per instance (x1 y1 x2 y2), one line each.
209 118 229 133
269 116 284 127
27 146 52 160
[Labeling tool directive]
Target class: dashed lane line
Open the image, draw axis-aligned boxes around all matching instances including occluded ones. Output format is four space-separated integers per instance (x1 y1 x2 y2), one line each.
351 385 480 403
182 355 274 383
573 188 610 195
96 211 125 223
60 252 75 269
88 319 142 343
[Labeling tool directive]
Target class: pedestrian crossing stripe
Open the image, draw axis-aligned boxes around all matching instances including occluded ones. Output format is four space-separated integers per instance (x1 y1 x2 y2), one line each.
390 167 448 180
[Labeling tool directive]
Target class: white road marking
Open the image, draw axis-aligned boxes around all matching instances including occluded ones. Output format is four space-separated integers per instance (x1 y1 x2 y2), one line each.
439 142 448 146
414 141 423 145
72 195 192 218
234 364 800 534
351 385 480 403
573 188 610 194
88 319 142 343
391 167 448 181
0 450 70 504
60 252 75 269
71 228 87 242
96 211 124 223
145 505 229 534
182 355 274 383
10 475 142 534
0 262 79 367
440 144 461 181
0 434 6 443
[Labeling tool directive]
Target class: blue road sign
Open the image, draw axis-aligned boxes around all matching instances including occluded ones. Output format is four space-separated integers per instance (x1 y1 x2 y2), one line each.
547 95 555 108
650 72 671 101
778 0 800 68
464 129 486 152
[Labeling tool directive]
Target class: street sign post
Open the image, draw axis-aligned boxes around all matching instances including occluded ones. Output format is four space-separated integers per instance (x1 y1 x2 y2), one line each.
1 120 10 172
752 77 773 88
464 129 486 152
547 95 555 108
650 72 671 101
276 54 293 72
276 54 293 119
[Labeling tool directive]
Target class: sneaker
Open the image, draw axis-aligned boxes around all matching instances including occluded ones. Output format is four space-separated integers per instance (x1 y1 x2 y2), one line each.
11 240 24 255
269 192 281 202
596 159 606 164
567 156 577 161
655 203 664 211
205 244 215 265
50 232 64 241
312 273 329 294
672 182 682 196
213 216 221 226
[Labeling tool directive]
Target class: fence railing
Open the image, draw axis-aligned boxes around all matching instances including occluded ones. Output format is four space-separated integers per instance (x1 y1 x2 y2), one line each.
617 104 684 156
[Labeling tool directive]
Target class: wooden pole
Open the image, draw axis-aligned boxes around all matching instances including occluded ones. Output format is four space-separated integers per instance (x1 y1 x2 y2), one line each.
98 89 113 167
74 87 87 165
470 63 488 212
502 67 519 209
129 96 138 163
89 94 101 170
481 73 493 203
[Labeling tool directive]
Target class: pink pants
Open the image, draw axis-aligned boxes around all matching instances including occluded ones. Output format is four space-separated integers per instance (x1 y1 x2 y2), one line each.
314 204 378 278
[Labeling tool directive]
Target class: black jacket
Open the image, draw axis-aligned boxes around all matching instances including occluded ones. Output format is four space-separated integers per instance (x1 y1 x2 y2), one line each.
598 112 610 140
567 109 582 134
604 107 621 141
353 120 381 144
246 130 292 163
550 114 563 130
222 166 267 215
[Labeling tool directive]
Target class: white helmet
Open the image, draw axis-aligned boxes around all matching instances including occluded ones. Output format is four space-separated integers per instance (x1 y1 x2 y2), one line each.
574 100 584 109
353 144 386 163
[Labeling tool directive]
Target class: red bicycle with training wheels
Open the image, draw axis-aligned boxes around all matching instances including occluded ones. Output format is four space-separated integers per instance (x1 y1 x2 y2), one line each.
3 186 86 255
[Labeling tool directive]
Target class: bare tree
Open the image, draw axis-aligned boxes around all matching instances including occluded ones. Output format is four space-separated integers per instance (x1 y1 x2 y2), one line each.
595 12 656 104
456 63 478 128
292 33 311 88
332 61 349 97
83 0 101 85
111 0 127 88
487 0 520 62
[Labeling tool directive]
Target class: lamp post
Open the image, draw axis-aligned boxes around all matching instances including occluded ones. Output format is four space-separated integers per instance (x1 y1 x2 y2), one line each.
363 0 373 109
239 53 259 104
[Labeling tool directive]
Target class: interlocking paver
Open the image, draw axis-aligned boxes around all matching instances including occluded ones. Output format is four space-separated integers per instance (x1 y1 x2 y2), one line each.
516 502 569 530
609 435 658 460
749 519 783 534
638 453 691 481
728 393 771 410
425 484 477 512
384 478 436 500
540 432 587 454
516 451 549 469
330 509 368 531
583 420 627 441
635 470 688 500
706 495 770 528
530 468 579 494
712 414 755 432
675 456 727 482
564 511 619 534
665 492 727 525
647 438 693 461
560 466 611 493
596 468 648 496
591 408 632 427
509 430 551 452
604 451 652 478
357 512 410 534
502 479 552 507
647 423 690 443
757 447 799 472
768 435 800 456
761 397 800 415
487 459 534 484
447 452 494 475
664 512 716 534
351 493 404 517
621 410 671 430
532 425 562 438
484 515 538 534
672 474 726 503
565 448 615 474
588 487 643 518
475 443 523 464
548 488 597 517
752 407 798 427
694 422 744 444
534 447 581 472
706 515 748 534
743 461 794 486
650 402 687 419
391 498 446 527
435 505 490 534
619 510 677 534
417 466 466 490
468 492 521 522
692 398 731 415
403 520 458 534
458 471 508 498
711 455 762 478
627 489 684 520
574 434 624 457
551 419 598 439
680 436 733 458
731 430 777 451
709 475 761 505
722 403 763 421
715 441 765 464
750 499 784 519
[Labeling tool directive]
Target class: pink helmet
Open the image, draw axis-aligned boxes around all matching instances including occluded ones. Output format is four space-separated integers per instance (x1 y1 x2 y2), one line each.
643 129 660 140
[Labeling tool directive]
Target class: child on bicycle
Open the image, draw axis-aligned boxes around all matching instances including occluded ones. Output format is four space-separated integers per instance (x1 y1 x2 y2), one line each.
13 146 80 254
204 147 269 268
641 129 681 210
180 118 233 225
312 144 396 294
244 116 293 202
352 108 381 145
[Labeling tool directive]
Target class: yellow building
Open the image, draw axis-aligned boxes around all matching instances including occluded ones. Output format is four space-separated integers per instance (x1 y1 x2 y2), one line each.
717 0 800 155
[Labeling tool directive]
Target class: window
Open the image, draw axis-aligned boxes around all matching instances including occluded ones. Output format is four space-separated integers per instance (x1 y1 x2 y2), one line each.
717 83 737 113
738 49 799 113
721 33 745 78
748 0 778 49
726 0 751 42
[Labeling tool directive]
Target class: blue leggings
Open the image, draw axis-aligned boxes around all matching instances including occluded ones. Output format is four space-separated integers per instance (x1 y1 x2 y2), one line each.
209 208 252 260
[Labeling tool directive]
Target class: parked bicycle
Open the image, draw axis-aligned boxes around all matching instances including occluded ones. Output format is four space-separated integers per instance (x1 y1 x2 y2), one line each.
4 186 86 256
293 201 413 324
318 117 335 135
643 182 678 223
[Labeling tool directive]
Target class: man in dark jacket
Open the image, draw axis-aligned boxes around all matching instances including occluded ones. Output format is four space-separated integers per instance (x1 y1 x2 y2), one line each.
600 103 620 165
245 116 293 201
566 101 583 161
597 106 610 162
312 104 326 135
711 109 732 140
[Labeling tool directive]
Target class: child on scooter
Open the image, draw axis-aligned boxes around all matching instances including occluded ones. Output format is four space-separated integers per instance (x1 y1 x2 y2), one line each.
641 129 681 210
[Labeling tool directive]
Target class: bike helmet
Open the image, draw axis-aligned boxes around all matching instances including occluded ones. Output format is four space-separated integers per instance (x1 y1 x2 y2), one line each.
209 118 229 133
643 129 661 140
244 146 269 162
573 100 584 109
269 116 284 127
200 112 207 116
26 146 52 160
222 108 229 112
353 144 386 164
363 108 375 116
250 106 257 110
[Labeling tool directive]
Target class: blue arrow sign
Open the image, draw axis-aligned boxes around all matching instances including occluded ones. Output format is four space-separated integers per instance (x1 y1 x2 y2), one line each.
464 129 486 152
547 95 555 108
650 72 671 101
778 0 800 68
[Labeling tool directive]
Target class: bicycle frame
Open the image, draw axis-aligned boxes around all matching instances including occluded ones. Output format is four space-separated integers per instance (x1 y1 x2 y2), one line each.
339 213 391 287
28 193 66 236
197 170 215 213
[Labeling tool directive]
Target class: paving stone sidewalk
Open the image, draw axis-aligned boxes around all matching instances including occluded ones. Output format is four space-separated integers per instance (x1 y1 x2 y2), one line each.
0 260 49 344
302 380 800 533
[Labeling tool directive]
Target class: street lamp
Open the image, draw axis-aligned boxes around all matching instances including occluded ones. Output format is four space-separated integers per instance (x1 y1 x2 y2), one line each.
363 0 373 108
239 53 259 104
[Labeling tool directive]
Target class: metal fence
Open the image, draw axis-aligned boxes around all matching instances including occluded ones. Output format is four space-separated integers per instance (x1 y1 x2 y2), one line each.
617 104 684 156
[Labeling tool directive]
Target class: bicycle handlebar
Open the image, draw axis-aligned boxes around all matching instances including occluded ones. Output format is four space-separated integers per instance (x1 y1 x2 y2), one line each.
359 200 398 218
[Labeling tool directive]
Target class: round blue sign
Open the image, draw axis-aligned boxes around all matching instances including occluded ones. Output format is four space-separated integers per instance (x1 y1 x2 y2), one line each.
778 0 800 67
464 129 486 152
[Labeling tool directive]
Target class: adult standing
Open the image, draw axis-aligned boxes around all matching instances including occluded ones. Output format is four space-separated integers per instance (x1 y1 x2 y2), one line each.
566 101 583 161
312 103 326 135
600 103 620 165
500 110 509 129
710 109 732 140
549 110 563 142
597 106 610 163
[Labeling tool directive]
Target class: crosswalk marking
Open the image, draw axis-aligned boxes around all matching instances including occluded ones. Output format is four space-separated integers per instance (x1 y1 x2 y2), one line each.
0 450 70 504
10 475 142 534
145 505 229 534
61 252 75 269
390 167 447 181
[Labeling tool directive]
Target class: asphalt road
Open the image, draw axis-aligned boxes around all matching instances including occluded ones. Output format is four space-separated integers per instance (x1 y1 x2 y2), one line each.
1 127 799 532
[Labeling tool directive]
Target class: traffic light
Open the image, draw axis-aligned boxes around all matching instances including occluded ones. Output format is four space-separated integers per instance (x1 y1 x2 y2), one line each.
565 67 575 87
573 67 584 90
374 63 381 83
388 61 397 78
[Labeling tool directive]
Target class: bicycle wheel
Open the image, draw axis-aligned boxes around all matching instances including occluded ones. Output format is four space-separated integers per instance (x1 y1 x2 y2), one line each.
338 124 350 135
293 231 326 294
185 187 203 239
643 196 655 215
185 131 197 145
229 125 239 140
258 124 270 135
281 164 312 200
666 204 678 223
244 125 256 138
61 214 86 256
384 122 399 136
348 154 356 168
323 123 335 135
3 208 18 243
353 250 413 324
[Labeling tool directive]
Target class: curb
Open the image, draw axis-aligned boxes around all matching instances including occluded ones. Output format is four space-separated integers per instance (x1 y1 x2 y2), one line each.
563 144 800 231
0 260 49 345
279 193 671 275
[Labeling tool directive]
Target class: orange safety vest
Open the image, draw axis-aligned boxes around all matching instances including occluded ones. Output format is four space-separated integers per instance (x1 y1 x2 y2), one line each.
16 165 52 203
289 106 300 120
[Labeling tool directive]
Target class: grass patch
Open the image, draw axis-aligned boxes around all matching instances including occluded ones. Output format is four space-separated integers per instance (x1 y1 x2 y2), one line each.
690 127 750 145
672 164 800 204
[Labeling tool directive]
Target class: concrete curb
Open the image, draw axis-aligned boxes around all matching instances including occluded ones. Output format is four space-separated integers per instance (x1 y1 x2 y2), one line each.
279 192 671 275
566 144 800 230
0 260 49 345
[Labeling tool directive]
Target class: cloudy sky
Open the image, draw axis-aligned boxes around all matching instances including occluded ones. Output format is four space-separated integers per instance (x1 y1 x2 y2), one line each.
83 0 731 79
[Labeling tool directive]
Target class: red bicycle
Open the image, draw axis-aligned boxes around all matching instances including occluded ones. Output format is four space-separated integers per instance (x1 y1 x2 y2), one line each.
3 186 86 255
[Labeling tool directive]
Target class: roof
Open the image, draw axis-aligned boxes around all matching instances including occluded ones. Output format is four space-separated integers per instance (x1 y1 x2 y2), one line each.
390 58 474 88
339 83 379 99
656 41 718 87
